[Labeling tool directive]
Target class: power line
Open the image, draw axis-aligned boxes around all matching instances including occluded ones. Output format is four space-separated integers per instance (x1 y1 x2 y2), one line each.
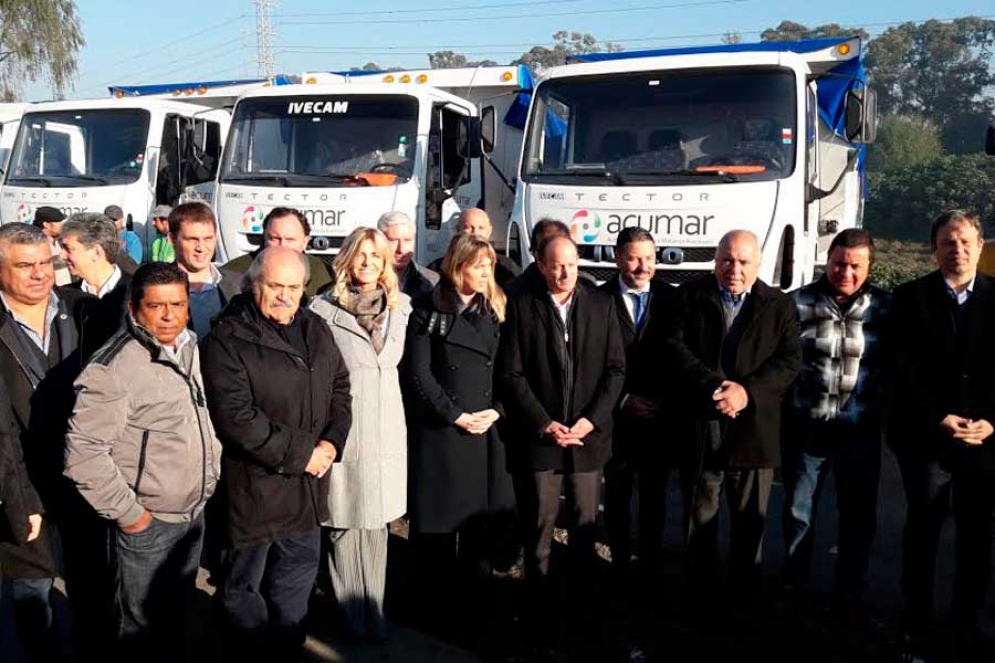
77 37 249 94
274 0 584 18
78 14 249 82
133 44 252 84
281 0 750 26
275 13 995 53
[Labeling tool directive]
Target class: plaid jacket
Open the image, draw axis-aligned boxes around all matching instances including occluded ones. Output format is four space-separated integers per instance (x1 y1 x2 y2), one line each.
788 278 890 426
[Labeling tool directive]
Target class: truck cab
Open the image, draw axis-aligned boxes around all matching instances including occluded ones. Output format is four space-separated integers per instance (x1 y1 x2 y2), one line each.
215 66 529 265
0 78 282 254
512 37 876 288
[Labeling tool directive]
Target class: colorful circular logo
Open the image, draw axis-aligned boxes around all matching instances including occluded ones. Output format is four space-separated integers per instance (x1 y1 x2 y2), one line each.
241 206 264 233
570 209 602 243
16 203 32 224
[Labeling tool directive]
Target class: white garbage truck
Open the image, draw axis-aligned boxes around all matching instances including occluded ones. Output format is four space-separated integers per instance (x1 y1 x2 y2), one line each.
511 37 878 288
215 65 530 264
0 77 286 253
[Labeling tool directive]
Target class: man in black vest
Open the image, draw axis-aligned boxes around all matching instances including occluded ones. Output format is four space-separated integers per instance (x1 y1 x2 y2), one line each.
500 235 625 631
600 227 679 585
663 229 800 608
891 210 995 663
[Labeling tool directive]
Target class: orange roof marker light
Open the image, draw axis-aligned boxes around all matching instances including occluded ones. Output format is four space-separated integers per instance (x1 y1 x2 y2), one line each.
501 71 514 82
400 74 411 83
836 43 851 56
384 75 395 83
694 165 767 175
416 74 428 84
305 77 317 84
198 86 208 95
114 90 125 98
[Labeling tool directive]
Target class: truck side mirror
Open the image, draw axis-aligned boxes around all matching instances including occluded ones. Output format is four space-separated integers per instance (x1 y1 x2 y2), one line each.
481 107 496 154
986 122 995 156
845 87 878 144
457 116 483 159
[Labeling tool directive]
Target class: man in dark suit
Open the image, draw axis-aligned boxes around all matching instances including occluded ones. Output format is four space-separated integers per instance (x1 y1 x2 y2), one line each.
663 229 800 605
600 227 678 584
500 235 625 613
890 210 995 663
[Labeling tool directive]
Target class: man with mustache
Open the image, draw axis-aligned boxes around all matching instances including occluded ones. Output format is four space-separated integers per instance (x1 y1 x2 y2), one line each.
64 262 222 660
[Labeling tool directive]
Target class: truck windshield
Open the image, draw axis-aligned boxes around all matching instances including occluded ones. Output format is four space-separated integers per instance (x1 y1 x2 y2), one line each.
221 95 418 187
524 67 797 184
6 109 150 186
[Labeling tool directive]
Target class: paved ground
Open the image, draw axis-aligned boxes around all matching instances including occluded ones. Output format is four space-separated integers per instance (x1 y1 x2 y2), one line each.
31 444 962 661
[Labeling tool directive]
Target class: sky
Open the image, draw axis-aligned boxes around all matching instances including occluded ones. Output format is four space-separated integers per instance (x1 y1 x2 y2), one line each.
22 0 995 101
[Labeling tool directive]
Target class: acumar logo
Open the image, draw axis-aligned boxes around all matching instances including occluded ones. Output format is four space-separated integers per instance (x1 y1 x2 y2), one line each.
570 210 602 243
16 203 32 224
241 206 265 233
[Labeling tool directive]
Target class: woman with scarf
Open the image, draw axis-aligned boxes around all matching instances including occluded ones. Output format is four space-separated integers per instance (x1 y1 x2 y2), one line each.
404 234 515 640
309 227 411 641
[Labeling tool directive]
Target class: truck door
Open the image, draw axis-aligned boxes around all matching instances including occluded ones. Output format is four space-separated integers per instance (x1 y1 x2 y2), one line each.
420 101 480 264
157 113 224 208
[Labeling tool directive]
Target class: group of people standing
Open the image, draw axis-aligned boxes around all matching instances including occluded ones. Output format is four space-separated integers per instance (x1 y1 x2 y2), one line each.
0 201 992 663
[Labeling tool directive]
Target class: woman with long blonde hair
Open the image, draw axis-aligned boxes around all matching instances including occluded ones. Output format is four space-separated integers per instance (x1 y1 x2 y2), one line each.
309 227 411 641
404 233 515 635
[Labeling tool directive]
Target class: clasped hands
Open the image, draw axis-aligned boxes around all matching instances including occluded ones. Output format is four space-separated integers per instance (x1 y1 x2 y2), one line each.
305 440 338 478
940 414 994 446
455 409 501 435
713 380 749 418
543 417 595 448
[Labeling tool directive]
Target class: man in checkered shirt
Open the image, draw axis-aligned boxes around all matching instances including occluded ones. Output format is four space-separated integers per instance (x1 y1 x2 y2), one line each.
780 228 890 615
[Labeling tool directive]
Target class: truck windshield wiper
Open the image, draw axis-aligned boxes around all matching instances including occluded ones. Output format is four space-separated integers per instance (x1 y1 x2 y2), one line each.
535 169 626 184
223 175 291 187
631 169 738 182
66 174 109 184
7 176 53 186
294 172 371 186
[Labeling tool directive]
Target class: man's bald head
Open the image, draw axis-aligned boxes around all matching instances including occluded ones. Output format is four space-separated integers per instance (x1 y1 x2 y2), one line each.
248 246 309 325
458 208 493 241
715 230 760 295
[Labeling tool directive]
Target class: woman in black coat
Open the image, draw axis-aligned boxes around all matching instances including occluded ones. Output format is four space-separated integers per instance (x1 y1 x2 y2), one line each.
404 234 515 626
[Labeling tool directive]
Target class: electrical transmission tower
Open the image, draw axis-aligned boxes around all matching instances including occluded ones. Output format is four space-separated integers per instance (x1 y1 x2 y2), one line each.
254 0 275 78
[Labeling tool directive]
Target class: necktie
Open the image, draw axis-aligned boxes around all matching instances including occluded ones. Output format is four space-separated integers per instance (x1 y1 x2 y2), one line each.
630 292 647 328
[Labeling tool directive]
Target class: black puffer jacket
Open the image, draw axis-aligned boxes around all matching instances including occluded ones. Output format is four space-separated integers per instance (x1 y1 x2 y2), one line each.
201 295 352 548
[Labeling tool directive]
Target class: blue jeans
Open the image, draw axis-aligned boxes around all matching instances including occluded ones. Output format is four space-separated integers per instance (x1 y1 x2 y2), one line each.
111 514 205 657
220 528 320 657
781 421 881 595
0 576 55 662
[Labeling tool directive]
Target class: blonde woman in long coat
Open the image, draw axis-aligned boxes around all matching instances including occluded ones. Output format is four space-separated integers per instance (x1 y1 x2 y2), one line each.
309 227 411 641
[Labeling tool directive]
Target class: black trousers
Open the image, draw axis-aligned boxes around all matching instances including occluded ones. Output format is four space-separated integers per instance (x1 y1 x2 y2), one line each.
604 448 672 575
899 455 995 656
683 466 774 594
526 470 603 579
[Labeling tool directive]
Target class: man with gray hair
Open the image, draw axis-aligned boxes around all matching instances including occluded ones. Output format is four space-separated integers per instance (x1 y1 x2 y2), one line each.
0 223 111 659
60 213 133 346
378 211 438 299
663 229 800 608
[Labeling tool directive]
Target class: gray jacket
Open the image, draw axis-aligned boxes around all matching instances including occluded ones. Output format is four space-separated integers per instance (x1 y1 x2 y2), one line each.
310 293 411 529
64 319 221 527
